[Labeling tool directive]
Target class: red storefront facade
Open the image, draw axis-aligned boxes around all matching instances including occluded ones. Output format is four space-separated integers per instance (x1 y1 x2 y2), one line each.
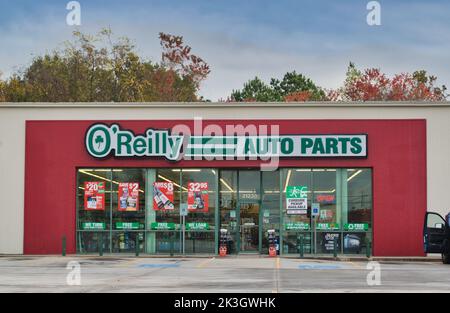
24 119 427 256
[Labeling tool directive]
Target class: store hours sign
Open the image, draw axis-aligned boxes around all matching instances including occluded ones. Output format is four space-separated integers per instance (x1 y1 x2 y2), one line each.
85 123 367 161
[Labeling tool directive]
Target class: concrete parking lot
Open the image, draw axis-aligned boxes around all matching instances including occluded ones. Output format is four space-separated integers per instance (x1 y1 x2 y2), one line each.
0 255 449 293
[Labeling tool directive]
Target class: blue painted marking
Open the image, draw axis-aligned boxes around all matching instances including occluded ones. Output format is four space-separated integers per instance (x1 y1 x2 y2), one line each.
298 264 343 270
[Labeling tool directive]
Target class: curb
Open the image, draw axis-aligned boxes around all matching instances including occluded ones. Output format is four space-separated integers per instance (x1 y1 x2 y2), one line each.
0 254 443 262
285 256 442 262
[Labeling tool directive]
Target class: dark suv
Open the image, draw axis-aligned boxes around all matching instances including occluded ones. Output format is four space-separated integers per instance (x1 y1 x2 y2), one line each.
423 212 450 264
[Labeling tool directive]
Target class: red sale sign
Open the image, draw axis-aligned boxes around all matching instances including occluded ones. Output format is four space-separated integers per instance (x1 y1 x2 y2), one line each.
188 182 209 213
118 182 139 211
153 182 175 210
84 181 105 211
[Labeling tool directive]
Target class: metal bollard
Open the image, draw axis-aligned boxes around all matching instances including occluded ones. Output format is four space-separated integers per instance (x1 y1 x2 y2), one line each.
98 233 103 256
62 235 66 257
333 237 338 259
366 238 371 258
170 234 174 257
135 236 140 257
299 235 304 258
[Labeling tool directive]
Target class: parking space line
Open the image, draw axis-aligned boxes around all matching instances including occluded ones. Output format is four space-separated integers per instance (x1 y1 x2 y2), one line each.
196 257 215 268
273 257 280 293
349 261 365 269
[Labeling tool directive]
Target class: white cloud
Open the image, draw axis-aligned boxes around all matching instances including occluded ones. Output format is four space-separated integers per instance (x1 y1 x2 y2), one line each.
0 2 449 101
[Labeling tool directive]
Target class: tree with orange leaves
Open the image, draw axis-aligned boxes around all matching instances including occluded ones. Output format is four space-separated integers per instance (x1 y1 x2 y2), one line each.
159 33 210 90
328 63 447 101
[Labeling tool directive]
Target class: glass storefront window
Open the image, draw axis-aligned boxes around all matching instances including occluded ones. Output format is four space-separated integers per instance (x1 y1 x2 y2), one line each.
345 169 372 226
342 169 372 255
152 231 181 254
112 169 146 231
313 169 337 226
281 169 312 254
282 169 312 226
77 232 110 254
77 169 112 231
181 169 217 228
112 232 144 253
280 168 372 255
219 171 238 254
261 171 280 253
76 167 372 255
76 169 112 253
155 169 181 225
147 169 182 254
239 171 260 201
181 169 216 254
184 232 215 254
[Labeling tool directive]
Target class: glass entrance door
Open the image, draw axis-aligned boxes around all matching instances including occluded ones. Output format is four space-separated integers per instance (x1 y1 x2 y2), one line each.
240 203 259 252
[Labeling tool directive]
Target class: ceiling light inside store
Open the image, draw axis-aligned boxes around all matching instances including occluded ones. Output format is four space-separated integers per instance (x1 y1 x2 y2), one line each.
158 174 188 191
283 170 292 192
79 170 144 193
347 170 363 182
171 169 201 172
220 178 234 192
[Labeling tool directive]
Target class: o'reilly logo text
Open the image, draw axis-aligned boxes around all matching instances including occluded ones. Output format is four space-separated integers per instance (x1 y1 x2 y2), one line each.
85 123 367 161
85 124 183 160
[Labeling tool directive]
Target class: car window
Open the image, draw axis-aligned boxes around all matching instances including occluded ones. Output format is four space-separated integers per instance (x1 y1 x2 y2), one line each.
427 213 446 228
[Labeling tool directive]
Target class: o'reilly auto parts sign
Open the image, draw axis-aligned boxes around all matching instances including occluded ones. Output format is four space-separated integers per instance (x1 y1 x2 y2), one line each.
86 123 367 161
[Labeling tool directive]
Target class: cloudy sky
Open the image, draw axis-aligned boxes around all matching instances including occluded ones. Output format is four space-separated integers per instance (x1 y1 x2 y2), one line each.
0 0 449 100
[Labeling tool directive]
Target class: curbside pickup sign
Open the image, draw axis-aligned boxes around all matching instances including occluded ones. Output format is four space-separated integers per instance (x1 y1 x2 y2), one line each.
286 186 308 215
85 123 367 161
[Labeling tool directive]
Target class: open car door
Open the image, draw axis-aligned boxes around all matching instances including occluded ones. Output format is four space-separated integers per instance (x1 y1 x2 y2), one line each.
423 212 447 253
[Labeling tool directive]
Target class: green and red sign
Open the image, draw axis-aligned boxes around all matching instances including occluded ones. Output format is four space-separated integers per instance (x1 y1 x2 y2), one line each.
153 182 175 211
118 182 139 212
84 181 105 211
187 182 209 213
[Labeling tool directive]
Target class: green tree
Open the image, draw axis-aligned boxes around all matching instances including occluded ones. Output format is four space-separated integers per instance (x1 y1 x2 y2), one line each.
230 77 275 101
0 28 209 102
230 71 325 102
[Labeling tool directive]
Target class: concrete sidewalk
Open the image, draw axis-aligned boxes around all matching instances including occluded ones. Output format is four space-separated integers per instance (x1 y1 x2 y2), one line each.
0 254 443 262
